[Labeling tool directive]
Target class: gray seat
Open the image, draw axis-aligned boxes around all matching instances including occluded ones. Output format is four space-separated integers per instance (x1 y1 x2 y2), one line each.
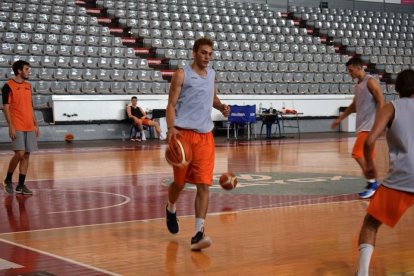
97 82 111 94
35 111 47 126
110 82 125 94
276 83 288 94
53 68 69 81
66 81 82 94
34 81 51 94
110 69 125 81
125 82 139 94
153 82 167 94
81 82 96 94
138 82 152 94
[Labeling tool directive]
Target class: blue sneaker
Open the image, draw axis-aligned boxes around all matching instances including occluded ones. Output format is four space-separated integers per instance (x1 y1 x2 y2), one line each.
358 181 379 199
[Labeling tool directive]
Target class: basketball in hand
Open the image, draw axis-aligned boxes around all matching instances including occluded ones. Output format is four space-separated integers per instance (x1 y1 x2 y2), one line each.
165 138 192 167
219 173 238 190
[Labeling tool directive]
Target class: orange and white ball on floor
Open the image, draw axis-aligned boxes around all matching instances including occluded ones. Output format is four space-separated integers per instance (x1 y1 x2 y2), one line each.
219 173 238 190
165 138 192 167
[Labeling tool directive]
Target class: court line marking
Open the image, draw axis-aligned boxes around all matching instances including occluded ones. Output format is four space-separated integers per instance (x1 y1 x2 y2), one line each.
0 197 362 236
20 172 172 183
47 189 131 214
0 239 122 276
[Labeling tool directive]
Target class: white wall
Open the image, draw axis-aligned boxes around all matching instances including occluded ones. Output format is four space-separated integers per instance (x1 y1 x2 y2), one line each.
52 94 354 122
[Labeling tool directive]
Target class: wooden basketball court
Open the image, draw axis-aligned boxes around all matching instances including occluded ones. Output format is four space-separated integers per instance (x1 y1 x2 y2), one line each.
0 134 413 275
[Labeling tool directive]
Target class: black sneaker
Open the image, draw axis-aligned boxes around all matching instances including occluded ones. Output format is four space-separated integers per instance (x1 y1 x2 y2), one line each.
166 205 179 234
191 229 212 251
3 180 13 194
15 185 33 195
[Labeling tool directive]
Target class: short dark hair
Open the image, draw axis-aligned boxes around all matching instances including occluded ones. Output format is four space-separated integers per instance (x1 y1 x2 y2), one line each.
345 57 364 67
131 96 137 101
193 37 214 52
395 69 414 98
12 60 30 76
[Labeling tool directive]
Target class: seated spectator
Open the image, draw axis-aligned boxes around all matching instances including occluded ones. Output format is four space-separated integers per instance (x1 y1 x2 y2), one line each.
126 96 166 141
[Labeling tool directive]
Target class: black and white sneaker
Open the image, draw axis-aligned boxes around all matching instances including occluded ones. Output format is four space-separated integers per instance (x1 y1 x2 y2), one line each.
191 229 212 251
15 185 33 195
3 180 13 194
166 205 179 234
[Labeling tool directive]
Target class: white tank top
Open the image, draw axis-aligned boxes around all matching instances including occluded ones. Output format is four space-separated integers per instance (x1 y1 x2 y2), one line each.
174 65 215 133
354 74 377 132
383 98 414 193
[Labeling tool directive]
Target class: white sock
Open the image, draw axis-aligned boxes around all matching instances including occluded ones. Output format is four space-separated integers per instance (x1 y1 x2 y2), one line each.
357 243 374 276
195 218 205 234
367 179 377 183
167 201 176 213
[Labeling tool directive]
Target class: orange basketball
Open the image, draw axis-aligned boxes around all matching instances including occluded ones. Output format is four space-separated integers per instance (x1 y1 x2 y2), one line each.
165 138 192 167
219 173 238 190
65 133 74 143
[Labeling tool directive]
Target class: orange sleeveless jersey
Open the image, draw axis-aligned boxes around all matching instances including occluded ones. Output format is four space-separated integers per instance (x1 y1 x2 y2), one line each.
4 79 35 131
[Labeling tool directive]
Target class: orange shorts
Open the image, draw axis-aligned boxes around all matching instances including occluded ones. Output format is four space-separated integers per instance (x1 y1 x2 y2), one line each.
132 118 152 126
367 185 414 227
141 118 152 126
352 131 376 159
173 129 215 186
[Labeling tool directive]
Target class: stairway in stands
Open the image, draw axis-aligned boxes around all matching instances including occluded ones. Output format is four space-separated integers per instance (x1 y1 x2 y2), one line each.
75 0 175 81
286 9 395 84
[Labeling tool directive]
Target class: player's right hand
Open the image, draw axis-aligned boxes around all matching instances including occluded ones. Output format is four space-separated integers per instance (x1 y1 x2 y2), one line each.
9 126 16 141
331 118 341 129
167 127 182 143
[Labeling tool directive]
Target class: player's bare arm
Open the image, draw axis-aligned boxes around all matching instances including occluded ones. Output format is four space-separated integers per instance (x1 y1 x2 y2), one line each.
363 103 394 179
331 100 356 129
3 104 16 140
166 68 184 141
213 89 229 117
367 78 385 113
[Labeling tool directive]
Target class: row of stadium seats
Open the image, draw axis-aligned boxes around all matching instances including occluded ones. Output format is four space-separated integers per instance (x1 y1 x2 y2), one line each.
289 5 414 19
0 55 149 69
144 39 333 53
299 13 414 26
30 81 168 95
5 0 76 6
0 12 98 26
0 110 47 126
216 72 352 83
1 1 83 14
0 66 354 84
216 82 352 95
127 23 302 36
112 10 279 23
0 68 162 82
1 21 110 36
0 43 136 58
1 33 123 47
97 0 269 11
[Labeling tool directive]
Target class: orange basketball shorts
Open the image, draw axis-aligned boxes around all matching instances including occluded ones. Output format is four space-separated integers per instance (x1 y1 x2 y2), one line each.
141 118 152 126
352 131 376 159
173 129 215 186
132 118 152 127
367 185 414 227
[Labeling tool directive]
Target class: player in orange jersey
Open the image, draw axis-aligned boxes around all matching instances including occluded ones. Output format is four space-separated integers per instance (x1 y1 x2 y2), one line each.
2 60 38 195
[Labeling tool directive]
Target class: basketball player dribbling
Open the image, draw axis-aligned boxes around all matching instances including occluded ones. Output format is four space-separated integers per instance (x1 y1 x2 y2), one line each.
164 37 230 250
331 57 385 199
356 70 414 275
